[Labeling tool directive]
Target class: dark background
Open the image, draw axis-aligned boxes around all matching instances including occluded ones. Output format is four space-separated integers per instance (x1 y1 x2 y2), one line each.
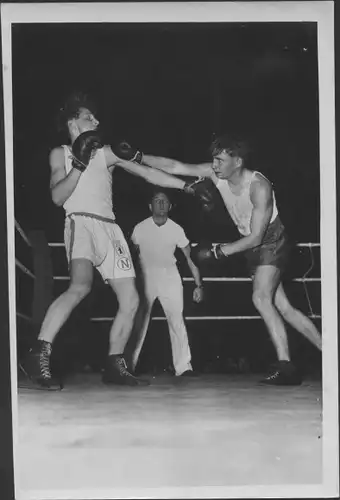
12 22 322 378
12 21 320 244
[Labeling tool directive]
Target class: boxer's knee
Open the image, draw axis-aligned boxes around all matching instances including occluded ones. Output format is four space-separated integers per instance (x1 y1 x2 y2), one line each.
252 288 273 312
275 299 291 319
274 284 298 321
67 282 92 304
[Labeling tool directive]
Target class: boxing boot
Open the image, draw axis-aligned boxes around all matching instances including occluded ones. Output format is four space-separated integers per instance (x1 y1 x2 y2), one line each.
24 339 63 390
259 360 302 386
102 354 150 386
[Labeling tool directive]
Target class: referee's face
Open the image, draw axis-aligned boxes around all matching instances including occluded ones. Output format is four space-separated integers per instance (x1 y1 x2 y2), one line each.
150 193 171 216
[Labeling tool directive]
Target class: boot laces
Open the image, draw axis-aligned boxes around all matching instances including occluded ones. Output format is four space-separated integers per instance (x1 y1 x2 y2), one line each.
267 370 280 380
116 357 135 378
39 342 52 380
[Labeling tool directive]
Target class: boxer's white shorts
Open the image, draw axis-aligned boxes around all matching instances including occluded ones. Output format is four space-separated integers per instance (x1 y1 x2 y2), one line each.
64 213 135 282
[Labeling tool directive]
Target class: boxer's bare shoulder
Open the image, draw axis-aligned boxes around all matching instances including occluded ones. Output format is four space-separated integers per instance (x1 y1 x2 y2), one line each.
49 147 66 187
103 144 119 172
250 172 273 200
49 146 65 167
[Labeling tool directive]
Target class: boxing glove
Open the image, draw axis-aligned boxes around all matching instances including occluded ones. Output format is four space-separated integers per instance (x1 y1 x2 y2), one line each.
190 242 227 266
72 131 103 172
112 140 143 164
183 178 216 213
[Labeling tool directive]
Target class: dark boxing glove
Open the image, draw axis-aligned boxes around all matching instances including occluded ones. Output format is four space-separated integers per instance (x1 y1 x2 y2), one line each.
72 131 103 172
191 242 227 266
112 140 143 164
183 178 216 213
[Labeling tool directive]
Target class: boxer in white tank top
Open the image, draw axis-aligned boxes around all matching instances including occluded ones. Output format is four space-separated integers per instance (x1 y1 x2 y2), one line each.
141 133 322 386
62 145 115 220
215 170 278 237
25 91 194 389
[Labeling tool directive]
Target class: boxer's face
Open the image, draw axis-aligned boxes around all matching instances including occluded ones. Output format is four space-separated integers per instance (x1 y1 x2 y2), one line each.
212 150 242 179
150 193 171 216
71 107 99 135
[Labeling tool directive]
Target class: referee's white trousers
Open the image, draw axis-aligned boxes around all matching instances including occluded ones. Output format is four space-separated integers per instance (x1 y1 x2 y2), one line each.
131 267 192 375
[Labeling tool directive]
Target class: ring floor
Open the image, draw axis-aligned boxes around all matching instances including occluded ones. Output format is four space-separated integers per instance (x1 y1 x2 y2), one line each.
16 373 322 498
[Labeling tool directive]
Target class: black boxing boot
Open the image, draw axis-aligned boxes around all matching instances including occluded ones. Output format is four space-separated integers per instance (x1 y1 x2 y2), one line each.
102 354 150 386
259 360 302 386
24 339 63 390
180 370 200 377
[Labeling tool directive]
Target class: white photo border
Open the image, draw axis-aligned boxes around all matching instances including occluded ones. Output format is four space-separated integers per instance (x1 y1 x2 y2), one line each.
1 2 337 499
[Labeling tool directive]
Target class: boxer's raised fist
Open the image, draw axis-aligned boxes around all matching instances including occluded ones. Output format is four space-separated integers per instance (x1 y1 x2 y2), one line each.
72 131 103 172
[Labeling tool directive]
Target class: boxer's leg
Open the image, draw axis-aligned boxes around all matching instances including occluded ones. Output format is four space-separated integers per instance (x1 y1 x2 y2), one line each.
101 277 150 386
274 283 322 350
252 265 301 385
39 258 93 343
96 222 148 385
107 277 139 355
252 265 289 361
26 258 93 388
40 215 95 344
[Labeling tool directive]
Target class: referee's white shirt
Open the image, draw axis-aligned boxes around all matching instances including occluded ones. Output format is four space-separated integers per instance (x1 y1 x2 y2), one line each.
131 217 189 271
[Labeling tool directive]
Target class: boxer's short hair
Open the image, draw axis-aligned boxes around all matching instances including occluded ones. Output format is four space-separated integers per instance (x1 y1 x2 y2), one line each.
210 133 249 160
57 91 97 133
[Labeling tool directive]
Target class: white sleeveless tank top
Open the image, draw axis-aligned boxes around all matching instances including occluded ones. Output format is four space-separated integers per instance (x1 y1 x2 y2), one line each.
62 145 115 220
215 170 278 236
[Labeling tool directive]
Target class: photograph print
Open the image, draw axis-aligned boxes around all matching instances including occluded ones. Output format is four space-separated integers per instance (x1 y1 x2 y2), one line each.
1 2 338 499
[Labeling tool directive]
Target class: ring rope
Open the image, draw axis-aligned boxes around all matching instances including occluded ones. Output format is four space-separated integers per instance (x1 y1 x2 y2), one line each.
301 245 317 318
16 311 33 322
15 219 35 279
14 220 35 382
53 276 320 283
14 222 53 331
88 243 321 321
17 230 321 323
48 242 321 248
15 258 36 279
90 314 321 321
15 219 32 247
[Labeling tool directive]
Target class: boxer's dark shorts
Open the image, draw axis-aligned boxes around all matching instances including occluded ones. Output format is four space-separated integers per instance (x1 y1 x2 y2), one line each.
244 216 291 275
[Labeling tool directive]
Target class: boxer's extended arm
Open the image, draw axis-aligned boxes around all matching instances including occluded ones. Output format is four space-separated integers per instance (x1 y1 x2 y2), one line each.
50 147 82 206
104 146 186 190
142 155 214 178
219 178 274 257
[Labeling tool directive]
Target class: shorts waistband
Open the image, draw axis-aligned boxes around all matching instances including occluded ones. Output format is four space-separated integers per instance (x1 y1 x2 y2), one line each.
67 212 116 224
262 216 285 241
